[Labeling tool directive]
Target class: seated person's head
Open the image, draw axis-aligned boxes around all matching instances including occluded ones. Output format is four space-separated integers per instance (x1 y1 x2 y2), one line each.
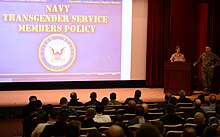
194 112 205 125
70 92 77 99
134 90 142 99
179 90 186 98
107 125 125 137
29 95 37 102
203 126 218 137
57 110 69 122
128 100 136 108
209 94 217 104
90 92 97 101
67 120 81 137
110 92 117 100
151 121 164 136
168 97 178 106
135 106 145 116
34 100 43 109
182 127 196 137
101 97 109 106
95 103 105 114
60 97 68 106
193 99 201 108
85 108 96 119
164 92 172 102
136 123 161 137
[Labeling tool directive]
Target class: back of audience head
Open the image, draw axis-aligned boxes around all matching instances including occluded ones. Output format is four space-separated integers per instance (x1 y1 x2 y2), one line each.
209 94 217 104
49 108 58 120
86 108 96 119
193 99 201 108
90 92 97 100
168 97 177 106
60 97 68 106
128 100 136 108
179 90 186 98
182 127 196 137
57 110 69 122
166 103 175 114
29 95 37 102
95 103 105 114
107 125 125 137
194 112 205 125
102 97 109 106
141 103 149 113
34 99 43 109
44 104 54 114
136 123 161 137
110 92 117 100
151 121 164 136
203 126 218 137
135 106 145 116
134 90 142 99
67 120 81 137
70 92 77 99
164 92 172 102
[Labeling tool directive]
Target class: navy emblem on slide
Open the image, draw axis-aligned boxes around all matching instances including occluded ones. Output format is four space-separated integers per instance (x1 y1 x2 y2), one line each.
38 34 76 72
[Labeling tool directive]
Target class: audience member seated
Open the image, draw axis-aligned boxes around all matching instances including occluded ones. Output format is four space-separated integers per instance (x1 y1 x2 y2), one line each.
151 121 164 137
93 103 112 123
125 100 136 114
159 92 172 113
182 127 196 137
168 97 181 112
128 106 147 127
108 92 122 106
208 105 220 125
190 99 205 117
68 92 84 106
66 120 81 137
22 96 38 119
105 125 126 137
124 90 143 104
160 103 185 125
59 97 78 116
84 92 101 107
198 94 209 107
141 103 149 120
40 110 69 137
101 97 113 110
194 112 208 137
203 94 217 112
31 109 58 137
203 126 218 137
136 123 161 137
24 100 48 137
81 108 98 128
177 90 191 103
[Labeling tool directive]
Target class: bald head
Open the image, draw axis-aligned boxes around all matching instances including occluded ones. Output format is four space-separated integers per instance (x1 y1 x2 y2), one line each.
194 112 205 125
107 125 125 137
193 99 201 108
128 100 136 108
179 90 186 98
183 127 196 137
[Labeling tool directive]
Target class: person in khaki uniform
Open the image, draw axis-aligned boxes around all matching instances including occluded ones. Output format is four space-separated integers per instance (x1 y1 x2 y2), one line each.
194 46 220 95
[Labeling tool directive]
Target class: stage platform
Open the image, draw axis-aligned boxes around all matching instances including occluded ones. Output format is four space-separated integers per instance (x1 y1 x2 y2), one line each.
0 88 212 107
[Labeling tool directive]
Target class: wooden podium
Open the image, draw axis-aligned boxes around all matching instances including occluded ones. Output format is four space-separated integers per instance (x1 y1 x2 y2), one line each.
164 62 194 95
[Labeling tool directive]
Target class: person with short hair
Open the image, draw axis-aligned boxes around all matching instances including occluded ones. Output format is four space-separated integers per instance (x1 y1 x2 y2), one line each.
124 90 143 104
93 103 112 123
170 45 186 62
203 94 217 112
182 127 196 137
84 92 101 107
177 90 191 103
59 97 78 116
136 123 161 137
68 92 83 106
81 108 98 128
194 112 207 137
194 46 220 94
108 92 122 105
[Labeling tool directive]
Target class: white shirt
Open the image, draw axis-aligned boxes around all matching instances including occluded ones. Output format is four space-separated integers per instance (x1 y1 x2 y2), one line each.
31 121 56 137
93 114 112 123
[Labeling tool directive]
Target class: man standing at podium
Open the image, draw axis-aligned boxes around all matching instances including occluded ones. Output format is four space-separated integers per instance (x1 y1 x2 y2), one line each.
193 46 220 95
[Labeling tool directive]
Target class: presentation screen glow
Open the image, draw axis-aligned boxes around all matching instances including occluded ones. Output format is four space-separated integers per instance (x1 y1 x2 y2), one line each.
0 0 132 82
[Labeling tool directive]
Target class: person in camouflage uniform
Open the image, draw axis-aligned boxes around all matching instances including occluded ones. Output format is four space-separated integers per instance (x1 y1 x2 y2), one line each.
194 46 220 94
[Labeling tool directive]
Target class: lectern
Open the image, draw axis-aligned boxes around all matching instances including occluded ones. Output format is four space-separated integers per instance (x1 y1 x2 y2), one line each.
164 62 193 95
